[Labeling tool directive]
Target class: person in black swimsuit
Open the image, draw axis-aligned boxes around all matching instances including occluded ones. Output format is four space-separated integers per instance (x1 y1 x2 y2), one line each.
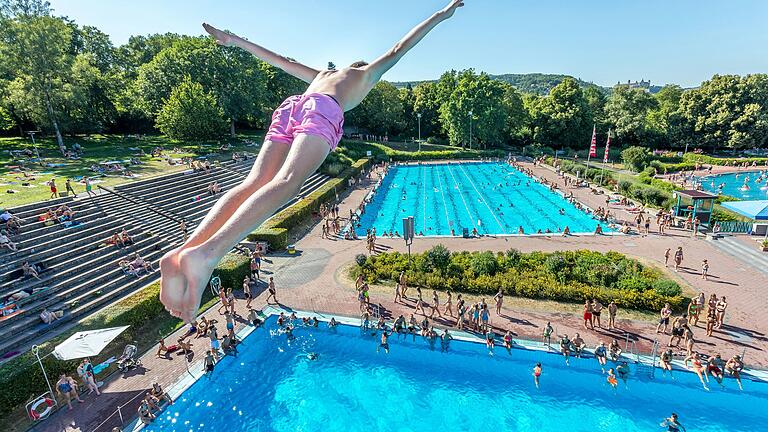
661 413 686 432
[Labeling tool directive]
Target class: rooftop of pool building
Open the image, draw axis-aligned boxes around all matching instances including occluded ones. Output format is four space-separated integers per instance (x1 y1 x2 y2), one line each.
356 161 608 237
138 310 768 432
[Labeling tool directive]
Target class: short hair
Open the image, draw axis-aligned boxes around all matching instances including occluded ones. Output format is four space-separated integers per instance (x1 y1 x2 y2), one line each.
350 61 369 68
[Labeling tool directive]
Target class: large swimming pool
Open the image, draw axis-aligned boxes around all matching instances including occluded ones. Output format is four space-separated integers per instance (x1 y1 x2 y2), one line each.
357 162 604 236
699 171 768 200
144 315 766 432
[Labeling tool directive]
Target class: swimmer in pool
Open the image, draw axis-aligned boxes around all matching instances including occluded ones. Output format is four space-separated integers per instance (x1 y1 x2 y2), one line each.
160 0 467 322
661 413 686 432
377 329 391 353
606 368 618 389
532 363 542 388
616 361 630 384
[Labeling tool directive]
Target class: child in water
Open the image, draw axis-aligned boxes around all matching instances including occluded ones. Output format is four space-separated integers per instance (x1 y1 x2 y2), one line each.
532 363 542 388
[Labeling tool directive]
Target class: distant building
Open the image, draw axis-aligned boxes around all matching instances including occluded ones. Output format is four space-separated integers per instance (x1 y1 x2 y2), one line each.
616 79 652 91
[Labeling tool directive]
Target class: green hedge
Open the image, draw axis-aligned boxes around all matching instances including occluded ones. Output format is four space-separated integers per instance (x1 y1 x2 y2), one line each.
248 158 371 250
336 140 507 163
214 253 251 290
247 227 289 251
386 149 507 162
683 153 768 166
357 247 687 312
0 254 249 422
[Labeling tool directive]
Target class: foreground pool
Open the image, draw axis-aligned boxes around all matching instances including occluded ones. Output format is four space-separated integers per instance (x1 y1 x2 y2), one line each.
144 315 767 432
357 162 605 236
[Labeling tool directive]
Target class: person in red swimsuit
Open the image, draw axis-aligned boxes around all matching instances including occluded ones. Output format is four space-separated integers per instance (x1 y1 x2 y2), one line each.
583 299 594 330
48 178 57 199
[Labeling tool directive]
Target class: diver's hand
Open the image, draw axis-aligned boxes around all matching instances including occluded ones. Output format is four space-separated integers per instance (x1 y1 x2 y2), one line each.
440 0 465 18
203 23 236 47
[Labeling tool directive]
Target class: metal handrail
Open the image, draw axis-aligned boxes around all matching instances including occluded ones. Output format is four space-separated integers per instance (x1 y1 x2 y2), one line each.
88 389 147 432
215 161 247 179
649 340 660 370
97 185 183 224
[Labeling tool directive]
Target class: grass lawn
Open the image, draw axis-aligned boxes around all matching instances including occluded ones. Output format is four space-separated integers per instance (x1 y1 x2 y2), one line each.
0 132 264 209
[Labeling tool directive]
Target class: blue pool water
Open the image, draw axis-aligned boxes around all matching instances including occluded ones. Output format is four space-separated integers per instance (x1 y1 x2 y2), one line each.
699 171 768 200
357 162 605 236
145 316 767 432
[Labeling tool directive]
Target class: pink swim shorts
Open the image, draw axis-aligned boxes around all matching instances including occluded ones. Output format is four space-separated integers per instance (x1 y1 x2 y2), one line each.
265 93 345 150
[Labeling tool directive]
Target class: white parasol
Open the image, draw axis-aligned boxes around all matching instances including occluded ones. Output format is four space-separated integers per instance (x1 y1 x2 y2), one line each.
53 326 130 360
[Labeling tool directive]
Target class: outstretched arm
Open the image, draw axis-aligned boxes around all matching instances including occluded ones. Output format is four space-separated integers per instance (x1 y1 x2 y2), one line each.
366 0 464 81
203 23 319 83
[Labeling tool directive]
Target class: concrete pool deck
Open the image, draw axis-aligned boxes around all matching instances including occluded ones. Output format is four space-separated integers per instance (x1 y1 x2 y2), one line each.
35 160 768 432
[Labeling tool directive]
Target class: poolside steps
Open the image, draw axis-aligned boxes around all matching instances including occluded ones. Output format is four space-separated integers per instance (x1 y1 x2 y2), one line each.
0 158 332 357
708 234 768 277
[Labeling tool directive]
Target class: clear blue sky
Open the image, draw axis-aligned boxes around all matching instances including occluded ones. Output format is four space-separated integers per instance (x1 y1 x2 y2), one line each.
49 0 768 88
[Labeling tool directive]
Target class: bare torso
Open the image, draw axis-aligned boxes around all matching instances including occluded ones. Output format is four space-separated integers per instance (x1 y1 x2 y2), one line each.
304 68 375 112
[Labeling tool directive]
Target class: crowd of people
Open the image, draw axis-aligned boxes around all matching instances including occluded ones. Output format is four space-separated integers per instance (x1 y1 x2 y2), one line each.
319 202 343 239
355 266 748 394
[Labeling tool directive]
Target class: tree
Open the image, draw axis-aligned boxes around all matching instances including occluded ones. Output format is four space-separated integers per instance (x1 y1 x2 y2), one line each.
398 84 416 138
1 13 73 154
527 78 593 148
502 84 529 144
678 74 768 150
439 69 510 147
621 146 652 172
583 86 608 130
0 0 50 17
412 81 444 139
71 25 115 73
259 62 305 111
605 85 658 145
0 105 14 131
133 36 268 136
156 77 226 141
215 45 268 137
346 81 404 136
115 33 184 79
646 84 685 147
66 53 118 133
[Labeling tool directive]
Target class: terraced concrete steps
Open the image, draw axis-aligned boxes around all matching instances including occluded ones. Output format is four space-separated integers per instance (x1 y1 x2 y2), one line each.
0 158 333 358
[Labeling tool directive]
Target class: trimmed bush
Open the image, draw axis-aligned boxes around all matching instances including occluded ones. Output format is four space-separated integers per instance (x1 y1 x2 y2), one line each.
247 227 289 251
425 244 451 273
248 158 371 250
621 146 652 172
214 253 250 290
357 248 686 312
653 279 683 297
470 251 499 276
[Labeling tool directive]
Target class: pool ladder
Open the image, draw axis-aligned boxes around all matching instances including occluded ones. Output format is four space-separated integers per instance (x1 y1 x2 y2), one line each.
632 339 660 380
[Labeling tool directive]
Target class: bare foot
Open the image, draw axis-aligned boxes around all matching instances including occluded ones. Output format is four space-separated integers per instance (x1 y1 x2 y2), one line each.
159 247 187 317
177 246 219 322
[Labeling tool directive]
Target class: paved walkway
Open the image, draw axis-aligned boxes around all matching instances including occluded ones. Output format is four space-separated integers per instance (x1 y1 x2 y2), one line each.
37 161 768 432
